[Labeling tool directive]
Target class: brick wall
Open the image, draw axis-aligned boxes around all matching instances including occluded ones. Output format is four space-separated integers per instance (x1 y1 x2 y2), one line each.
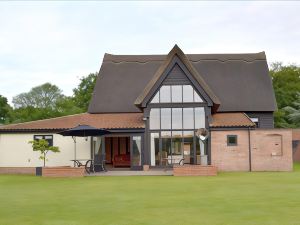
211 129 293 172
0 167 35 174
42 167 85 177
251 129 293 171
211 130 250 171
173 165 217 176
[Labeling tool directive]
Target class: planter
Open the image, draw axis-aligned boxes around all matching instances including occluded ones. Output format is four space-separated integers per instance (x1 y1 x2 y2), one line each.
143 165 150 171
173 165 217 176
36 167 42 176
35 167 85 177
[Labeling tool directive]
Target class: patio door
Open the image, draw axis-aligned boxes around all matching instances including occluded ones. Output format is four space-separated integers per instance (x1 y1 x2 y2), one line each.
130 135 143 170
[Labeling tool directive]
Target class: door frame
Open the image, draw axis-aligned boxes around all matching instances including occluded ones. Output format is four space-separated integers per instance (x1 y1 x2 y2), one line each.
130 134 144 171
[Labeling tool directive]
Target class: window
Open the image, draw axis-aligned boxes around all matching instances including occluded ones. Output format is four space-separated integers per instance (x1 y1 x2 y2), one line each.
182 85 194 102
34 135 53 146
150 85 204 103
194 90 203 102
151 92 159 103
171 85 182 102
149 107 206 166
195 107 205 129
150 133 159 166
161 108 171 129
172 108 182 129
183 108 194 129
132 136 142 167
227 135 237 146
150 108 160 130
160 85 171 102
250 117 259 127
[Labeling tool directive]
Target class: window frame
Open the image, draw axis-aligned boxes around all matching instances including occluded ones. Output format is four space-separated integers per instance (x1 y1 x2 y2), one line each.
227 135 238 146
33 135 54 146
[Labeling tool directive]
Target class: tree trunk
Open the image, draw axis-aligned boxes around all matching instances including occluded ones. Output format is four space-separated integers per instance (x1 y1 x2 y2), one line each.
43 152 46 167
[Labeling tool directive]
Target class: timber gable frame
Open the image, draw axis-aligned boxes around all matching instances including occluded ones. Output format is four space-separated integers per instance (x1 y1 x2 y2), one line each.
134 45 221 112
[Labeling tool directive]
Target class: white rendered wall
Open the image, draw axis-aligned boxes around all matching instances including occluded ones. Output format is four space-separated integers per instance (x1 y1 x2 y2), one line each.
0 133 91 167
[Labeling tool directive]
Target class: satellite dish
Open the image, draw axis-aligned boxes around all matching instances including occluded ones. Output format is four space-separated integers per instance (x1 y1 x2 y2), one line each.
196 128 209 141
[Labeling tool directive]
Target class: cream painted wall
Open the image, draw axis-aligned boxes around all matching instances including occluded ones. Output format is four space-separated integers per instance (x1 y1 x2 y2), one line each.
0 133 91 167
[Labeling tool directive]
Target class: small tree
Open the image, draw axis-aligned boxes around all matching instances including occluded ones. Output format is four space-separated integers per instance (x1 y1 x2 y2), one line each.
28 139 60 167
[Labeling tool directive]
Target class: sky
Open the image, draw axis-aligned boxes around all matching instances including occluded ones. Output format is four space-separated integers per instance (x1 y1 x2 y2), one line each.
0 1 300 105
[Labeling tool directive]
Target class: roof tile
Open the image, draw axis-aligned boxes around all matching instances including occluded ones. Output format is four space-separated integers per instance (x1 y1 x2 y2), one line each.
210 113 255 128
0 113 144 131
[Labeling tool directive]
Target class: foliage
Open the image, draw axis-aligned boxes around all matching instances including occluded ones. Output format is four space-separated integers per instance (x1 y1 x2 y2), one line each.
270 63 300 127
283 93 300 127
73 72 98 111
28 139 60 167
4 72 98 124
0 95 11 124
13 83 63 109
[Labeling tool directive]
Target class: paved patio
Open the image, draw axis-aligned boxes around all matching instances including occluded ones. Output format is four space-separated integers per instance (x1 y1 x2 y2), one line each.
86 169 173 176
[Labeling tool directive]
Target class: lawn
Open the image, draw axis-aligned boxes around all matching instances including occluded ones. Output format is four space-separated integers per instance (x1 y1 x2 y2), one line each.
1 165 300 225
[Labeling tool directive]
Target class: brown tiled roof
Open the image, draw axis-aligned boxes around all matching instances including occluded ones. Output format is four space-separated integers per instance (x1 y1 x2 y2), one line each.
210 113 255 128
0 113 144 131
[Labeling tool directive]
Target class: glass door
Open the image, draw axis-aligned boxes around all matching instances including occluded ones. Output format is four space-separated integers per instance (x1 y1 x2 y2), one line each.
130 135 143 170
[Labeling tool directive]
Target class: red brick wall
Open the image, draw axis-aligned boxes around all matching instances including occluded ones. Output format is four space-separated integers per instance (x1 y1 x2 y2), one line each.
42 167 85 177
211 129 293 172
173 165 217 176
251 129 292 171
0 167 35 174
211 130 250 171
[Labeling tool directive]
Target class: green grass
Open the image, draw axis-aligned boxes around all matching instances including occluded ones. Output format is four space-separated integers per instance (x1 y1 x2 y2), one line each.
1 165 300 225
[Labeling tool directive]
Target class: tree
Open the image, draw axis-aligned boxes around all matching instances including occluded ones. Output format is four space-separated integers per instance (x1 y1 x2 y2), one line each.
283 93 300 127
73 72 98 111
8 83 82 123
28 139 60 167
13 83 63 109
270 63 300 128
0 95 11 124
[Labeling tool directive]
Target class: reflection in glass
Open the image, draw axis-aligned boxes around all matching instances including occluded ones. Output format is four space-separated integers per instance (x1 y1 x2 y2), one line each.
132 136 141 166
172 131 182 155
150 108 160 130
151 92 160 103
161 131 171 166
160 85 171 102
150 133 159 166
161 108 171 129
183 131 194 164
194 90 203 102
172 108 182 129
196 134 207 165
183 108 194 129
183 85 194 102
195 107 205 129
171 85 182 102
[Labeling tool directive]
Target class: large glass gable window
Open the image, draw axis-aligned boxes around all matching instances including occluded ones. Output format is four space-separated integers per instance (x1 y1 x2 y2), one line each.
151 85 203 103
149 107 206 166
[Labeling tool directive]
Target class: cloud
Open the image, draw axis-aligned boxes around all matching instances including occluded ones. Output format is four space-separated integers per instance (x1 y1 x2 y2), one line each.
0 1 299 104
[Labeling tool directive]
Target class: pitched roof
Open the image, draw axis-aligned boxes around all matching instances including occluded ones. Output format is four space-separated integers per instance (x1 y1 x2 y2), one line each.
210 113 255 128
88 46 276 113
0 113 144 132
134 45 220 108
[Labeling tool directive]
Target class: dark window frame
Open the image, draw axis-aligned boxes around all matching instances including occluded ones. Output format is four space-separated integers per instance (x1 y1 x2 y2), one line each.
33 135 53 146
227 135 238 146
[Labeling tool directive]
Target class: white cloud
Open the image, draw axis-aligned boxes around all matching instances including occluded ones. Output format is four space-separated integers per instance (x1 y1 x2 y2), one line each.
0 1 300 104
